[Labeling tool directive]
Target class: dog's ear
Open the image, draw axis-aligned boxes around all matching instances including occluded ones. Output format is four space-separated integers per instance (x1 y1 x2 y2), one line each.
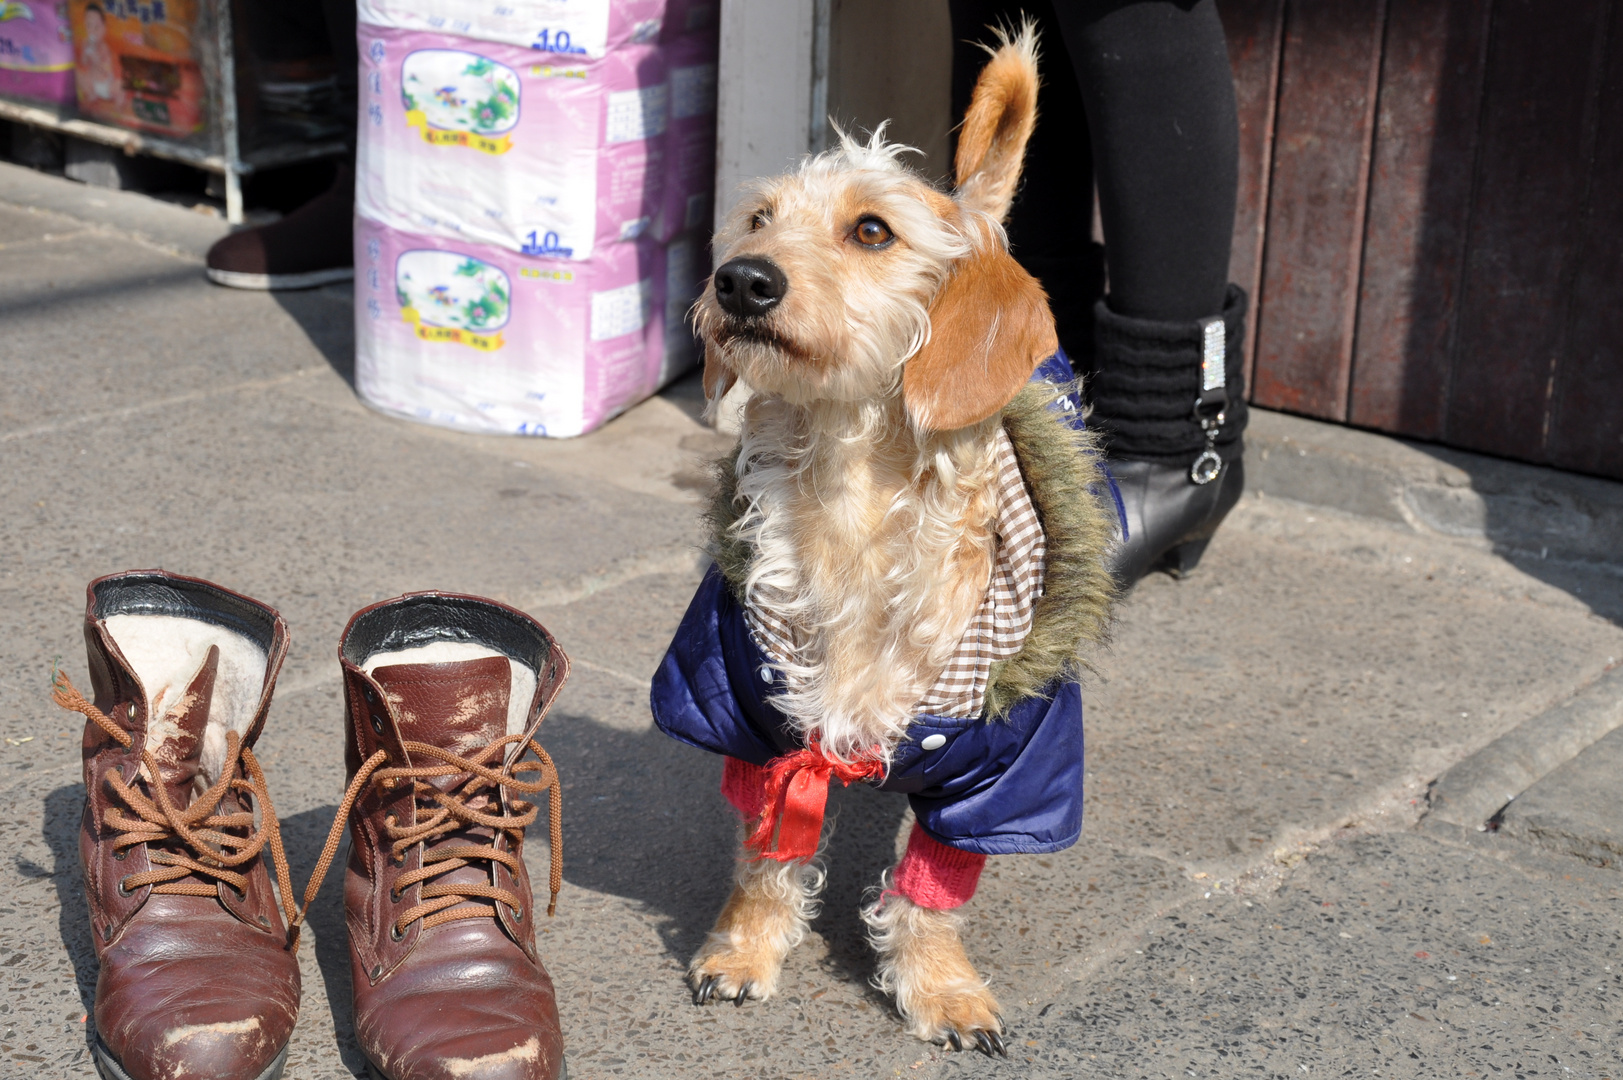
954 20 1040 223
702 341 737 406
904 239 1058 431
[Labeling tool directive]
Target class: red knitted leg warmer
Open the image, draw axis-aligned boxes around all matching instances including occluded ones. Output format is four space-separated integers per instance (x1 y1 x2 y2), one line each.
893 821 986 910
720 755 769 820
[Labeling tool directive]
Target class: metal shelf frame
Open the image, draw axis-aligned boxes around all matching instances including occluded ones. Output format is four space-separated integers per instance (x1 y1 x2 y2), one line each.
0 0 346 223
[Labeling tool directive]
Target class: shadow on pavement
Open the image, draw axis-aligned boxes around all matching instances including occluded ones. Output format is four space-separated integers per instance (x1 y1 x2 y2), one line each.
541 709 910 994
279 804 366 1076
36 783 96 1048
0 264 204 320
1402 442 1623 629
273 285 357 387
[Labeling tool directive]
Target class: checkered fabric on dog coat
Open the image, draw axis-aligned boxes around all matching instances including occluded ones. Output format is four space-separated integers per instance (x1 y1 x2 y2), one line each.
650 355 1116 856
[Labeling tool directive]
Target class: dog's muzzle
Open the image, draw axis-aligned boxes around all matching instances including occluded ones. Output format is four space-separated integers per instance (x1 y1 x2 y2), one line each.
714 257 787 319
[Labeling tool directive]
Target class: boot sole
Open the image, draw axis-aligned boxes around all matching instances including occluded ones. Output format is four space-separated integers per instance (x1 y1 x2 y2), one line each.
364 1053 568 1080
206 266 355 291
95 1038 289 1080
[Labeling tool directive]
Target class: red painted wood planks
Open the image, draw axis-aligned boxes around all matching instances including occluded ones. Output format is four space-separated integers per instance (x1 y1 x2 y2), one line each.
1350 0 1491 439
1218 0 1286 397
1252 0 1388 421
1547 2 1623 481
1446 0 1610 461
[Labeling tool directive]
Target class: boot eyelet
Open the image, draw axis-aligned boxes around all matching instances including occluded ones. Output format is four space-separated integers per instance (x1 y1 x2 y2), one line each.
511 906 522 920
370 714 385 734
117 877 133 896
113 848 127 861
389 887 401 903
390 923 405 941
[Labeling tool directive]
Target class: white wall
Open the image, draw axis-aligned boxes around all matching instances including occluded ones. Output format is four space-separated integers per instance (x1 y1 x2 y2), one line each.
713 0 828 222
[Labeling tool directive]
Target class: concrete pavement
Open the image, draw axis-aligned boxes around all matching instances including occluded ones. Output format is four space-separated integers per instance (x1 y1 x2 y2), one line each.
1 162 1619 1079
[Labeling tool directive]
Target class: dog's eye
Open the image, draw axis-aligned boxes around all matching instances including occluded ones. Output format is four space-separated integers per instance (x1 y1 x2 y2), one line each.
750 213 768 231
853 217 894 248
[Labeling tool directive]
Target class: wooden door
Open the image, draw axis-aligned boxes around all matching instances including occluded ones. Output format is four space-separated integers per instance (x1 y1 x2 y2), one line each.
1219 0 1623 481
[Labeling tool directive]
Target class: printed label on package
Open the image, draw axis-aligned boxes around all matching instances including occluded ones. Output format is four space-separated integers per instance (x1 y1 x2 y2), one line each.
356 216 691 438
358 26 669 261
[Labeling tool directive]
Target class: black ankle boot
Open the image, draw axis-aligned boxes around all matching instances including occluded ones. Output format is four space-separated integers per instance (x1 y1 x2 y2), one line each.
1087 286 1248 588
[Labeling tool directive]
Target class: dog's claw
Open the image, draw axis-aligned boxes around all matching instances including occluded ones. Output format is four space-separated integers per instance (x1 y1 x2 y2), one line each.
947 1030 963 1052
974 1031 994 1056
987 1030 1007 1057
693 976 716 1006
734 982 751 1006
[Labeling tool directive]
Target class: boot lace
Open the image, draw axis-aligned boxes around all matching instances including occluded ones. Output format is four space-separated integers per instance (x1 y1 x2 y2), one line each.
297 734 562 942
52 668 300 939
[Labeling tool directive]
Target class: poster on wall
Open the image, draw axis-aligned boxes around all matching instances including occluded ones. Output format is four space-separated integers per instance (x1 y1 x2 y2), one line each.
69 0 207 137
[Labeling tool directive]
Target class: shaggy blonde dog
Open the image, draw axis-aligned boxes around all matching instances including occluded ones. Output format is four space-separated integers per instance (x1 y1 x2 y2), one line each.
659 23 1116 1053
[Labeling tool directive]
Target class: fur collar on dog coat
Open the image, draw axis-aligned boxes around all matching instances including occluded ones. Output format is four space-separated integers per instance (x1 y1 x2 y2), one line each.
650 355 1122 856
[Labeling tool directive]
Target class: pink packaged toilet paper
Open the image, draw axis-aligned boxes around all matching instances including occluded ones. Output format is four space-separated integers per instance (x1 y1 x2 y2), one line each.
357 24 667 261
654 30 716 241
0 0 75 104
356 0 716 56
355 214 691 437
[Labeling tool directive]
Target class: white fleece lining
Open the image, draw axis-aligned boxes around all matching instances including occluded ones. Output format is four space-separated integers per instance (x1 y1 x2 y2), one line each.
361 641 536 738
103 613 269 787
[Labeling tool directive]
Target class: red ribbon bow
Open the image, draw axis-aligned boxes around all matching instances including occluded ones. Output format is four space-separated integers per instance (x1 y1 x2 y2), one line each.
746 740 886 861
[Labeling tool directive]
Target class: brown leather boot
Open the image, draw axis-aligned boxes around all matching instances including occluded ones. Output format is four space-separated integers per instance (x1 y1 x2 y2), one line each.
54 570 300 1080
301 592 570 1080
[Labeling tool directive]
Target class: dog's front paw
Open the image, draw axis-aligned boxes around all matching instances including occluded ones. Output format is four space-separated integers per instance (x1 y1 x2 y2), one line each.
901 984 1006 1056
687 938 782 1006
688 859 821 1006
864 894 1008 1055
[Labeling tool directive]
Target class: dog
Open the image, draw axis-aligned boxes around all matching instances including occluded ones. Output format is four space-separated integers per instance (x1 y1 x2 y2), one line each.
650 23 1118 1053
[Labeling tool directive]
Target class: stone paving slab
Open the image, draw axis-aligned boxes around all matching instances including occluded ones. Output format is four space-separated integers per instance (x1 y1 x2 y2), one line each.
1430 665 1623 830
1248 407 1623 568
1498 725 1623 870
1007 829 1622 1079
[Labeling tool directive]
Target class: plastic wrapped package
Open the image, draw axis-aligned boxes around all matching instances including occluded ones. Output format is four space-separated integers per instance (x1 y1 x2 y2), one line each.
355 214 691 437
356 0 715 56
0 0 75 104
357 24 668 261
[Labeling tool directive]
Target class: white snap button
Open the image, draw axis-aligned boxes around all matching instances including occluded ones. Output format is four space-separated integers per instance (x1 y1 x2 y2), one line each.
920 734 947 751
760 666 773 683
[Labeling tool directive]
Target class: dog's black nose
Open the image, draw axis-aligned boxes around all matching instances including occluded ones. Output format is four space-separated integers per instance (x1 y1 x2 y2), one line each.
713 257 787 318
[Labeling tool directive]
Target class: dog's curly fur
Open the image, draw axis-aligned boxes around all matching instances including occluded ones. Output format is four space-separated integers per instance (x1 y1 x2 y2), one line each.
707 379 1117 721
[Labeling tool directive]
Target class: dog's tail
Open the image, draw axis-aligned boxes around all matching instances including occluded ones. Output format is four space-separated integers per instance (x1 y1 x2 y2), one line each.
953 19 1041 225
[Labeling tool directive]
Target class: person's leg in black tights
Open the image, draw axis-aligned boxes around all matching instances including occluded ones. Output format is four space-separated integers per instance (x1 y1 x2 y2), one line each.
207 0 358 289
1053 1 1236 322
950 1 1247 584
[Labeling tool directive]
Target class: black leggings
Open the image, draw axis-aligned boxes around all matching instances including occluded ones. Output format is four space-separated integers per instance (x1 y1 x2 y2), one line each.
950 0 1238 355
245 0 359 148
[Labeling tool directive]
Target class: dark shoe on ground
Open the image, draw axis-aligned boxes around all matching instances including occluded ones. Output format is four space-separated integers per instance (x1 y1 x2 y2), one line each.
1106 450 1245 587
206 163 354 290
306 591 571 1080
56 571 300 1080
